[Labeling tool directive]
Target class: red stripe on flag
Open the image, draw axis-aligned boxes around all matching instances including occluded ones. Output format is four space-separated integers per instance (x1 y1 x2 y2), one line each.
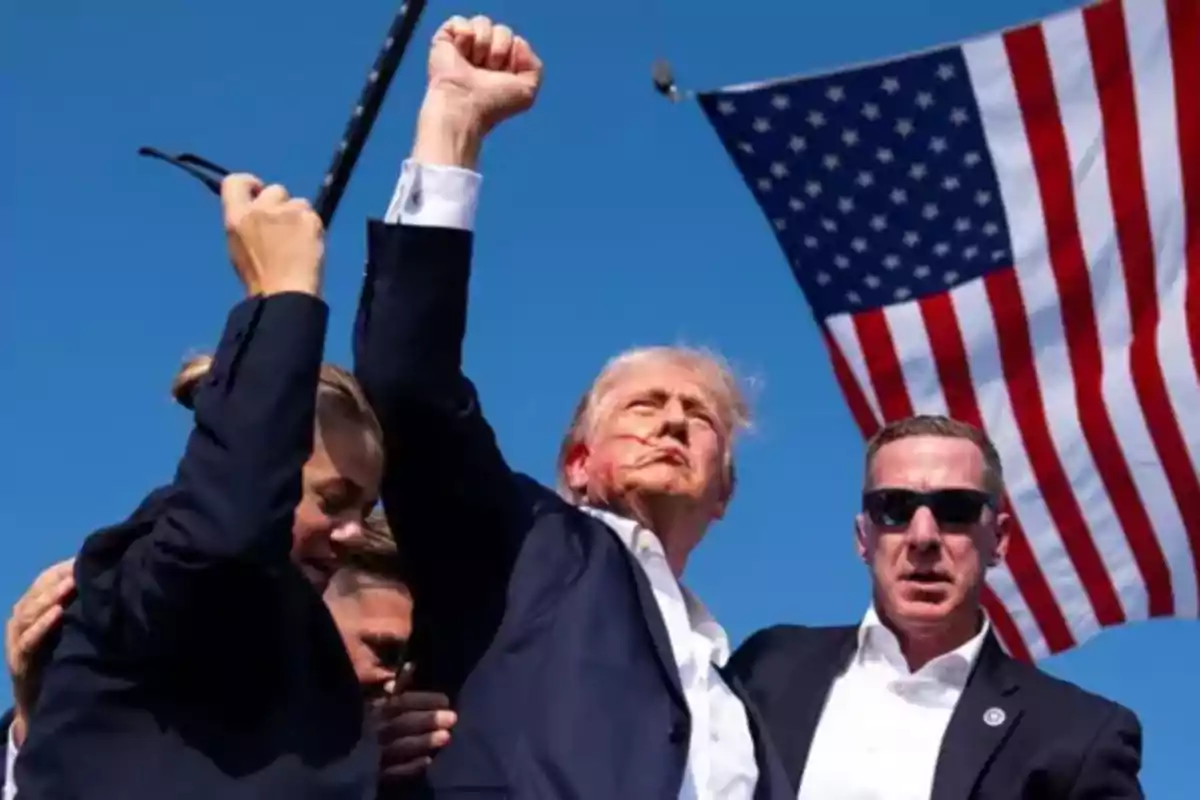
981 588 1034 663
1088 0 1200 613
821 326 881 439
1006 23 1172 618
853 310 913 420
919 292 1070 655
1166 0 1200 388
983 265 1125 629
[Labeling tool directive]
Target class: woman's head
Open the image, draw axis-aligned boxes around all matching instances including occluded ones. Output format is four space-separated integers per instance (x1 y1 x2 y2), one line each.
172 355 384 590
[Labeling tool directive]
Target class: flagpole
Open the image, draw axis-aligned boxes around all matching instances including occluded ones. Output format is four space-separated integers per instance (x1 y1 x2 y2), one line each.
651 58 695 103
313 0 429 228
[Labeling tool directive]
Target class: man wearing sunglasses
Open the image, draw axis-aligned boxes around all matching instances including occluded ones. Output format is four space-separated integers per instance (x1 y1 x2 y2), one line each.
728 415 1143 799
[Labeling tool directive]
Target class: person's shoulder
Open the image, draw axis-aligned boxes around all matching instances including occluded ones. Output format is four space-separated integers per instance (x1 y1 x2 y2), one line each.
1008 655 1140 729
730 622 857 674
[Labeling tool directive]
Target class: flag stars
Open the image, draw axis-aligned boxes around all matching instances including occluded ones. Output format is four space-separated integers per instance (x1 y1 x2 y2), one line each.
942 175 961 191
752 117 771 133
934 242 951 256
914 264 931 278
883 254 901 269
992 249 1007 261
788 197 805 212
857 171 875 187
826 85 846 102
773 218 787 231
823 153 841 170
771 93 791 110
929 136 948 154
737 142 754 154
834 254 851 269
788 135 807 153
847 290 862 304
950 107 970 125
770 162 790 178
717 99 737 115
964 245 979 260
915 91 935 109
910 163 928 180
804 235 819 248
922 202 939 220
982 221 999 236
864 274 881 288
936 63 957 81
757 177 773 192
807 110 827 128
881 76 901 94
837 196 855 213
851 237 869 253
869 214 888 231
841 128 860 146
894 287 912 300
821 217 838 232
877 148 895 163
944 270 960 284
862 102 881 120
895 118 915 137
964 151 982 167
903 230 921 247
975 190 992 206
890 187 908 204
954 217 972 232
816 271 832 285
805 180 823 197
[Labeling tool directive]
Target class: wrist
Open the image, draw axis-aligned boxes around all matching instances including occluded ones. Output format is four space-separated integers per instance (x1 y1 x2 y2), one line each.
258 275 322 298
411 87 485 170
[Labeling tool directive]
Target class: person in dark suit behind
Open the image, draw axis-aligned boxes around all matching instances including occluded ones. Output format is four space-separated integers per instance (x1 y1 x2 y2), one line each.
728 415 1144 800
14 175 385 799
353 14 792 800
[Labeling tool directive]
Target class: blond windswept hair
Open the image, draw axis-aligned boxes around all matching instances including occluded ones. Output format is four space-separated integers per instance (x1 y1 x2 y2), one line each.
555 345 752 503
170 354 383 454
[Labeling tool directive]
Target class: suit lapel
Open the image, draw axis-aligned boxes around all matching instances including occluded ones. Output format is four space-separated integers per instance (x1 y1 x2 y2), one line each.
623 542 688 709
931 633 1024 800
779 630 859 792
720 667 792 800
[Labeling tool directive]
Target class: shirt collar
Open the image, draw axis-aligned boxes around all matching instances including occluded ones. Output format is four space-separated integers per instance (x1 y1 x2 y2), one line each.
579 505 731 665
855 604 988 685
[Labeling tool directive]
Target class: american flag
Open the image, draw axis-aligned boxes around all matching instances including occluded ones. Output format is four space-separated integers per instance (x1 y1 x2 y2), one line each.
698 0 1200 661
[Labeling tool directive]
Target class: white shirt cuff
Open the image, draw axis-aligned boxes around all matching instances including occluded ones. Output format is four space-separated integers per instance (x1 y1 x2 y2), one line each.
4 718 18 800
384 160 481 231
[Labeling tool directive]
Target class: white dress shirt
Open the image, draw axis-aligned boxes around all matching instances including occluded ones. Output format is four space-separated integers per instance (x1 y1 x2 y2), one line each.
797 606 988 800
5 720 18 800
581 508 758 800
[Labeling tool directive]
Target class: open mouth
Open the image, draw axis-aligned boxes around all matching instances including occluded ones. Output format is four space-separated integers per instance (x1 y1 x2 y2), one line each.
902 571 952 586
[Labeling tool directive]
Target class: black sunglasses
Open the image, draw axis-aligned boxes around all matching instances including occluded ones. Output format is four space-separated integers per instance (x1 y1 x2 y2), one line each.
862 488 994 529
137 146 233 195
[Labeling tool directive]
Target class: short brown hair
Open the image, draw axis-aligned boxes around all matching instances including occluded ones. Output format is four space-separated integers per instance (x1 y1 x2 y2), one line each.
864 415 1004 499
336 508 403 583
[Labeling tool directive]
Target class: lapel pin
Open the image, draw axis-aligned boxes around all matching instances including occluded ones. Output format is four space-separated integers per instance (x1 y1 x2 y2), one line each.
983 707 1006 727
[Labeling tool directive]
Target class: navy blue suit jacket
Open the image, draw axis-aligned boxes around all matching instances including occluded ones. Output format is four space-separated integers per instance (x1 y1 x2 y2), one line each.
729 624 1144 799
354 221 792 800
14 294 378 799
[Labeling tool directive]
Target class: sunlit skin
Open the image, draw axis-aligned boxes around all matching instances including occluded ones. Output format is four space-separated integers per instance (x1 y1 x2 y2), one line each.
292 426 383 592
323 572 413 695
855 435 1010 671
564 360 731 577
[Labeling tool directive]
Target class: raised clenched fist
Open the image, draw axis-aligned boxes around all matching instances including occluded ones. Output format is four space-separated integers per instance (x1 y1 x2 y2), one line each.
220 175 325 298
426 15 543 135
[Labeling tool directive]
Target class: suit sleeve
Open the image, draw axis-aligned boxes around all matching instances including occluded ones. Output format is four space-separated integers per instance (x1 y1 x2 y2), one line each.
79 293 327 657
354 167 530 695
2 707 15 800
1069 704 1144 799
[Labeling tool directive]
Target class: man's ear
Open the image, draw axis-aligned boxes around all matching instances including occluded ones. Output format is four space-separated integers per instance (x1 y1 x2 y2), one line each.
990 510 1012 566
564 442 590 495
855 513 870 564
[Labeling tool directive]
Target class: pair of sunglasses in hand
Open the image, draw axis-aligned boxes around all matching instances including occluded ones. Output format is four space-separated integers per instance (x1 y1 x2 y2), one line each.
138 147 234 195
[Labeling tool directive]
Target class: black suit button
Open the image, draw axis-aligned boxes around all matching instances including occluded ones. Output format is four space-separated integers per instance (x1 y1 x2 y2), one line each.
669 721 689 744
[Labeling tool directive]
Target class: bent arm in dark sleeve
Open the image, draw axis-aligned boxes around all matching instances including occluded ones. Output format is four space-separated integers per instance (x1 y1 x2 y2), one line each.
1069 704 1144 799
78 293 327 657
354 164 531 693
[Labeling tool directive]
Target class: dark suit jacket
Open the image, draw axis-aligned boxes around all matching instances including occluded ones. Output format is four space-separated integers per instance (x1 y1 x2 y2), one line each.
14 294 377 799
354 221 792 800
729 624 1144 799
1 707 12 796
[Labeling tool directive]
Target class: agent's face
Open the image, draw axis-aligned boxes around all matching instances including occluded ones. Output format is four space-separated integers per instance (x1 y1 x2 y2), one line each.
324 571 413 699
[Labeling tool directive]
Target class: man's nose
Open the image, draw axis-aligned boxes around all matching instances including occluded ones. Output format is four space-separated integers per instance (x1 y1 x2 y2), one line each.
658 399 690 442
905 506 942 552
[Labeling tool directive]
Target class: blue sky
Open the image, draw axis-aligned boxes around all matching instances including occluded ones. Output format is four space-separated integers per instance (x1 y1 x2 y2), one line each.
4 0 1194 794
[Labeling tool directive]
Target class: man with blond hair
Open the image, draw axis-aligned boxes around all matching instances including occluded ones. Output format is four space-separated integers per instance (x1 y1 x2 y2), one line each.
352 13 791 800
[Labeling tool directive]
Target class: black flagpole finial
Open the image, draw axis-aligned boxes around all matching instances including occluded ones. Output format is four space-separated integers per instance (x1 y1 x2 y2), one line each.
652 58 679 101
